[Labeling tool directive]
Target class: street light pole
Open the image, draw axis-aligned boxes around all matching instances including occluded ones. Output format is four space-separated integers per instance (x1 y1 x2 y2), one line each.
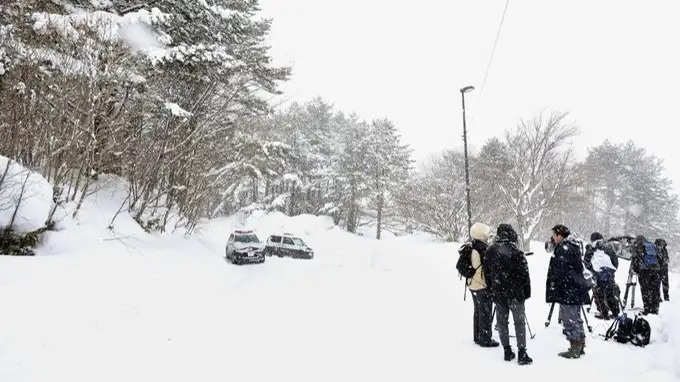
460 85 475 239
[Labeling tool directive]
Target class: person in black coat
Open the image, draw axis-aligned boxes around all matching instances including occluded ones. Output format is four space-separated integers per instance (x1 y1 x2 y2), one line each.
483 223 532 365
584 232 621 319
655 238 670 302
545 224 589 359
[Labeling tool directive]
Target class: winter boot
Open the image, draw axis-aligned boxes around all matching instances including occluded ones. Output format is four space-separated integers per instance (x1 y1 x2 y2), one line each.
503 346 516 362
594 312 610 320
558 340 583 359
479 339 500 348
517 348 532 365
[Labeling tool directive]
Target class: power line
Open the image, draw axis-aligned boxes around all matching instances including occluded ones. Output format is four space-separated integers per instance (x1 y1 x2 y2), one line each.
476 0 510 109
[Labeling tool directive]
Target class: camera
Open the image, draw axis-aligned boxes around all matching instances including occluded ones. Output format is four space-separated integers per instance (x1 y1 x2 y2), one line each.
544 236 556 253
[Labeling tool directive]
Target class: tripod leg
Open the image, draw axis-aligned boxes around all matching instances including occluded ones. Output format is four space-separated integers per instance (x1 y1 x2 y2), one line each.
581 305 593 333
622 284 631 310
631 284 636 309
545 302 555 327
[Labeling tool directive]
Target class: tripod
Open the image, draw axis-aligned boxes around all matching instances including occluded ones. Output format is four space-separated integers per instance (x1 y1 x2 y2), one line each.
621 263 638 310
544 302 593 333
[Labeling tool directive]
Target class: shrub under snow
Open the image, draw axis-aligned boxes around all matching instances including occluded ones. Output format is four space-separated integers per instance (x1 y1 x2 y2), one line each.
0 155 53 234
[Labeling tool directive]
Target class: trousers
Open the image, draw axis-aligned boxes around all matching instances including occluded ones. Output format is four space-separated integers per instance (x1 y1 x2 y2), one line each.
495 299 527 349
559 304 585 341
638 269 661 313
470 288 494 343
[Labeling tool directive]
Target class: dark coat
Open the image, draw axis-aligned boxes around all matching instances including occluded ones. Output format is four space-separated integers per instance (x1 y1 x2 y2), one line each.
545 237 590 305
483 225 531 303
655 239 669 269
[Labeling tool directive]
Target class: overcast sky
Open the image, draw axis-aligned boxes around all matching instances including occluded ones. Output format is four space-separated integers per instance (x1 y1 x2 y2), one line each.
258 0 680 192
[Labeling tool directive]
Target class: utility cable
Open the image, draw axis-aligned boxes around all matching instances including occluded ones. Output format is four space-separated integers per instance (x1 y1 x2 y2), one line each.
475 0 510 109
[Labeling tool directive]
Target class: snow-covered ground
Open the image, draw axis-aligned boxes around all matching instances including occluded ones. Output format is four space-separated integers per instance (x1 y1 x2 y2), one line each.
0 178 678 382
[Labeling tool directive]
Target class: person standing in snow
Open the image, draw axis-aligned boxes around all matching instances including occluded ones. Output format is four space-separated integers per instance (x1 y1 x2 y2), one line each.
584 232 621 319
545 224 589 359
655 238 670 302
483 223 532 365
467 222 499 348
631 235 662 314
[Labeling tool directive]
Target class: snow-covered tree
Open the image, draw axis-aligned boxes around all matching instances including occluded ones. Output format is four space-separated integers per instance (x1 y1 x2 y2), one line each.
0 0 290 232
394 150 468 242
475 111 578 249
364 118 412 239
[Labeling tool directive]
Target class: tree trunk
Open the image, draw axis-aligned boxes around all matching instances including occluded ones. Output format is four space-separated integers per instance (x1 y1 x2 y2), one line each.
376 191 384 240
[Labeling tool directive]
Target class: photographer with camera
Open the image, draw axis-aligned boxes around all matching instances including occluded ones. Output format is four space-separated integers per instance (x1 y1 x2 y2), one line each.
483 223 532 365
584 232 621 319
545 224 589 359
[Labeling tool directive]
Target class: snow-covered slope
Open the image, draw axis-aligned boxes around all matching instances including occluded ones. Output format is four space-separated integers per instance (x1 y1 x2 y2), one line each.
0 179 678 381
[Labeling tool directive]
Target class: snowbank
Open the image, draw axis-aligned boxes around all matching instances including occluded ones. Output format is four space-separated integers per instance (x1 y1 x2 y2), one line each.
0 156 53 233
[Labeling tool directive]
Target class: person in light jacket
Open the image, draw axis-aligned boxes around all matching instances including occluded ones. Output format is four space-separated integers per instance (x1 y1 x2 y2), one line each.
467 222 499 348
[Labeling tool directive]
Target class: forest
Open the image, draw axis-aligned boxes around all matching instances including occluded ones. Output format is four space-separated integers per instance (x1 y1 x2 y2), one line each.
1 1 678 261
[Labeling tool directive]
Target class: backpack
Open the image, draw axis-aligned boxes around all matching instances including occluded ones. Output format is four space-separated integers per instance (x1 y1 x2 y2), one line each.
456 243 478 279
604 314 650 347
631 317 651 346
639 241 659 270
591 248 616 272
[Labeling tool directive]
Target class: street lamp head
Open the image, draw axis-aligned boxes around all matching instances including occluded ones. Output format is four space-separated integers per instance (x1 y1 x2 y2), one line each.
460 85 475 94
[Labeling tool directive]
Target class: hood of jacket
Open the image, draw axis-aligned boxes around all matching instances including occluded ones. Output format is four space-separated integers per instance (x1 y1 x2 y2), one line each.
470 222 491 243
496 223 518 243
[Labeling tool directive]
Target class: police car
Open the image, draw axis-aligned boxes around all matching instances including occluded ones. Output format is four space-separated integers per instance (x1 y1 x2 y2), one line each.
225 230 266 265
264 233 314 259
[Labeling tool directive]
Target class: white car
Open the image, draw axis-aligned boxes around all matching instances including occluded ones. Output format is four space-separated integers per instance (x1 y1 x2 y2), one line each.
264 233 314 259
225 230 265 265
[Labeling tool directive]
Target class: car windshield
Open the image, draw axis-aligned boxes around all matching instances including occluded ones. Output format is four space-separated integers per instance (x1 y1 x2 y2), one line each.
235 234 259 243
292 238 306 246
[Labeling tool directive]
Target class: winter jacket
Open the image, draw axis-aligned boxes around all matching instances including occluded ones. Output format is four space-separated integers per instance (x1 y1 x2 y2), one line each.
584 239 619 273
655 239 669 269
467 222 491 291
545 237 590 305
483 224 531 303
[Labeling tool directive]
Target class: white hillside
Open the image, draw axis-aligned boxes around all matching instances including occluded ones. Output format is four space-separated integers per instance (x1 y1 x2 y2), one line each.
0 179 678 382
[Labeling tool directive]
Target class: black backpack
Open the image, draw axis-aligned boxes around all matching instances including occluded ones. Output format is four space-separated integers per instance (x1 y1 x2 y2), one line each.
605 314 650 347
456 243 479 279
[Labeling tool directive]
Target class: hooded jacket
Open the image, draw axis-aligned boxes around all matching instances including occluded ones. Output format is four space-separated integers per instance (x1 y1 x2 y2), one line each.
483 224 531 302
467 222 491 291
546 235 590 305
